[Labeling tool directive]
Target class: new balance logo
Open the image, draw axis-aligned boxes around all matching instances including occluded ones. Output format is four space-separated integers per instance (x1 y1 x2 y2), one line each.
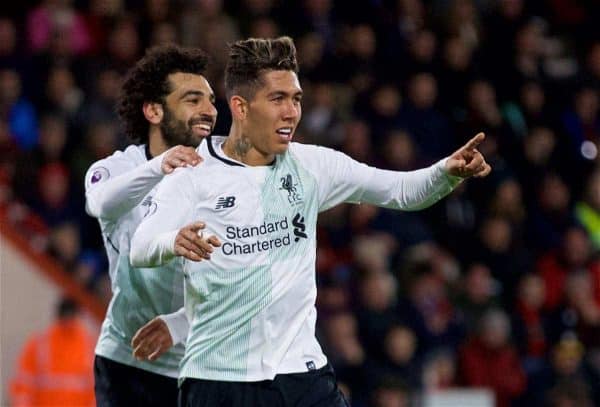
215 196 236 210
292 213 307 241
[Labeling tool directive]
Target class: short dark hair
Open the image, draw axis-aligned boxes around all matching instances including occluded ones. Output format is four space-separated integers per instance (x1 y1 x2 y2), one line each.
117 45 210 144
225 36 298 101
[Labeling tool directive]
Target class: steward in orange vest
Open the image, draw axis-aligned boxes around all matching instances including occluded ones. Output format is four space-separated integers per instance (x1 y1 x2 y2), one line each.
10 298 96 407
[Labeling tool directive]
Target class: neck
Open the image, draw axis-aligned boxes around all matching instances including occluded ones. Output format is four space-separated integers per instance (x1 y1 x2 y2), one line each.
148 126 169 158
223 123 274 166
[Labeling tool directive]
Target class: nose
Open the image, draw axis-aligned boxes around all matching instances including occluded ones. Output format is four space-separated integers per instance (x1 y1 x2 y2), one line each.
282 99 300 121
201 99 218 120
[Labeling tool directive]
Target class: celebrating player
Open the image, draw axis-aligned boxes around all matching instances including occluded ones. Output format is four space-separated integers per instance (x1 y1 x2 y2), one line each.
85 45 217 406
130 36 490 406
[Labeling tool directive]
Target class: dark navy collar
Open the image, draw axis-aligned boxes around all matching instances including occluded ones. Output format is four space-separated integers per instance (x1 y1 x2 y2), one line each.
207 136 278 167
144 144 153 161
207 135 245 167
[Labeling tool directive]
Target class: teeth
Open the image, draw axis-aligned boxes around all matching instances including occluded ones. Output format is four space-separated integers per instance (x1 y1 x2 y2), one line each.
277 128 292 134
193 124 211 132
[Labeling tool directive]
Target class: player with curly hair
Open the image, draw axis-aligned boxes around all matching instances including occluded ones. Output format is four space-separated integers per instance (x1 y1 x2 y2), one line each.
85 44 217 406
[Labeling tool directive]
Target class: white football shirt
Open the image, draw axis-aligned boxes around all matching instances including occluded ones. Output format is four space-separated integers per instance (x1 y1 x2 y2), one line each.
131 136 462 381
85 144 186 378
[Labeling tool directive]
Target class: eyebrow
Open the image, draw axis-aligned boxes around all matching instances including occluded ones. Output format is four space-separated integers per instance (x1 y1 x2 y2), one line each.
267 90 303 98
180 90 216 103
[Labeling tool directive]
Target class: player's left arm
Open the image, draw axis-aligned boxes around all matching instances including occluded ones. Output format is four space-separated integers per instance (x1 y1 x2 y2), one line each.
311 133 490 211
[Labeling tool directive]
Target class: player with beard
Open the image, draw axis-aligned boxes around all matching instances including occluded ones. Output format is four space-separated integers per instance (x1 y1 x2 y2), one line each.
85 45 218 406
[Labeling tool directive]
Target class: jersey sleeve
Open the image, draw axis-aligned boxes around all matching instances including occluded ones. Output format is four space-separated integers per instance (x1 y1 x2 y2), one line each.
85 150 165 221
159 307 189 345
295 144 463 212
129 167 198 267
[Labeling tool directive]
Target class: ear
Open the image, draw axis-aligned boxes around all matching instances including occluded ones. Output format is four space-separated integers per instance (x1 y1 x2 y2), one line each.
143 102 164 125
229 96 248 121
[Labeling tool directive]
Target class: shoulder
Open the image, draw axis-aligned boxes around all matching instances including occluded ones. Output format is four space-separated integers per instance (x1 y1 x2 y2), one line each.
155 164 202 199
88 144 145 172
288 142 348 167
289 142 341 157
85 145 146 189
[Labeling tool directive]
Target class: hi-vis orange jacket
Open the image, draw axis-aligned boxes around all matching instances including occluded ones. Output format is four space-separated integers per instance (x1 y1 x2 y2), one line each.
10 318 96 407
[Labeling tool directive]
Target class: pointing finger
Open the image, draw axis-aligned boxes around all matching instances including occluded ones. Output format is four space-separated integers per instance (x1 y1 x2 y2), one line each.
463 132 485 151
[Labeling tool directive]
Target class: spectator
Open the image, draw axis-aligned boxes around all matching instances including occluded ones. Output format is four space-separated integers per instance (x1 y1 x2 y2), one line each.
473 216 530 306
421 349 458 391
370 376 411 407
321 312 366 398
456 263 499 333
404 268 465 355
576 169 600 249
9 298 95 406
536 226 600 312
0 68 38 150
368 324 421 391
356 271 399 357
459 308 527 407
25 0 92 55
399 73 454 162
548 271 600 348
512 273 549 360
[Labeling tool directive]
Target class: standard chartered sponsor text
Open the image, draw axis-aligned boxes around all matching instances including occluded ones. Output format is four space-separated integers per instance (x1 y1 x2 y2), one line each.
222 217 292 255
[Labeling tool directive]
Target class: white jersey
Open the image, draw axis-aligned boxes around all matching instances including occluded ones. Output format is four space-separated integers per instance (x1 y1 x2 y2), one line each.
130 135 462 382
85 144 186 378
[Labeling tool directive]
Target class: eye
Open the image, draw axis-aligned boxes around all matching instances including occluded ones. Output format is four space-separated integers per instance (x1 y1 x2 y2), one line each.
272 96 284 103
186 98 199 105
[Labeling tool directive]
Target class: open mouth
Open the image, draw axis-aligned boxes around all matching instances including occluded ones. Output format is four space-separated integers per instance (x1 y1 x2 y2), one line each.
276 127 293 141
191 122 213 136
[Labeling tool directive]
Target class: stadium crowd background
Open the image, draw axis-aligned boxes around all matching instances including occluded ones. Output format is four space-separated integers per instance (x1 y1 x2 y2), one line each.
1 0 600 405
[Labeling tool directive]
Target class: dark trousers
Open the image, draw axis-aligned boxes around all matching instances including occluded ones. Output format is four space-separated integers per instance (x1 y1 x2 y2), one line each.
179 363 349 407
94 355 178 407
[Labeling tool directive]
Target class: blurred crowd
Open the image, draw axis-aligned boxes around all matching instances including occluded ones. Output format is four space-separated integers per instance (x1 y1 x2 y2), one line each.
1 0 600 406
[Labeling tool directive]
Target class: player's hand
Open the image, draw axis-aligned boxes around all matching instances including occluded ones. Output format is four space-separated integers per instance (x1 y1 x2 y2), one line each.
174 222 222 261
162 145 202 174
131 317 173 361
445 132 492 178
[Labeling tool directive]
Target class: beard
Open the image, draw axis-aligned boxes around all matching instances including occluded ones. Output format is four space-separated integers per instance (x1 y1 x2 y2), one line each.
160 107 199 148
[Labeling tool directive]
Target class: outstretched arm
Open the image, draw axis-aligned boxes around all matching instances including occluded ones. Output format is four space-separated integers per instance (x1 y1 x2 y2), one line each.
86 146 201 221
313 132 491 212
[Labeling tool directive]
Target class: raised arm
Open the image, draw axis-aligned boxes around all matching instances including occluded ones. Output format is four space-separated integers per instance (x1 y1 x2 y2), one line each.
313 133 491 211
85 146 201 221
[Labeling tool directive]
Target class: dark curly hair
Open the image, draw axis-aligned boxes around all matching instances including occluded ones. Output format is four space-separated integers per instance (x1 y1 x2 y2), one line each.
117 45 210 144
225 36 298 101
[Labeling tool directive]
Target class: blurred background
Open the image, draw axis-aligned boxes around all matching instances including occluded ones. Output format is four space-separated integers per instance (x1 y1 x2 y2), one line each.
1 0 599 406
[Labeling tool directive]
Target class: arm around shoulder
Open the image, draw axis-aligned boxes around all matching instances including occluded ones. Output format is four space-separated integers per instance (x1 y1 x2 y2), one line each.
85 150 165 220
